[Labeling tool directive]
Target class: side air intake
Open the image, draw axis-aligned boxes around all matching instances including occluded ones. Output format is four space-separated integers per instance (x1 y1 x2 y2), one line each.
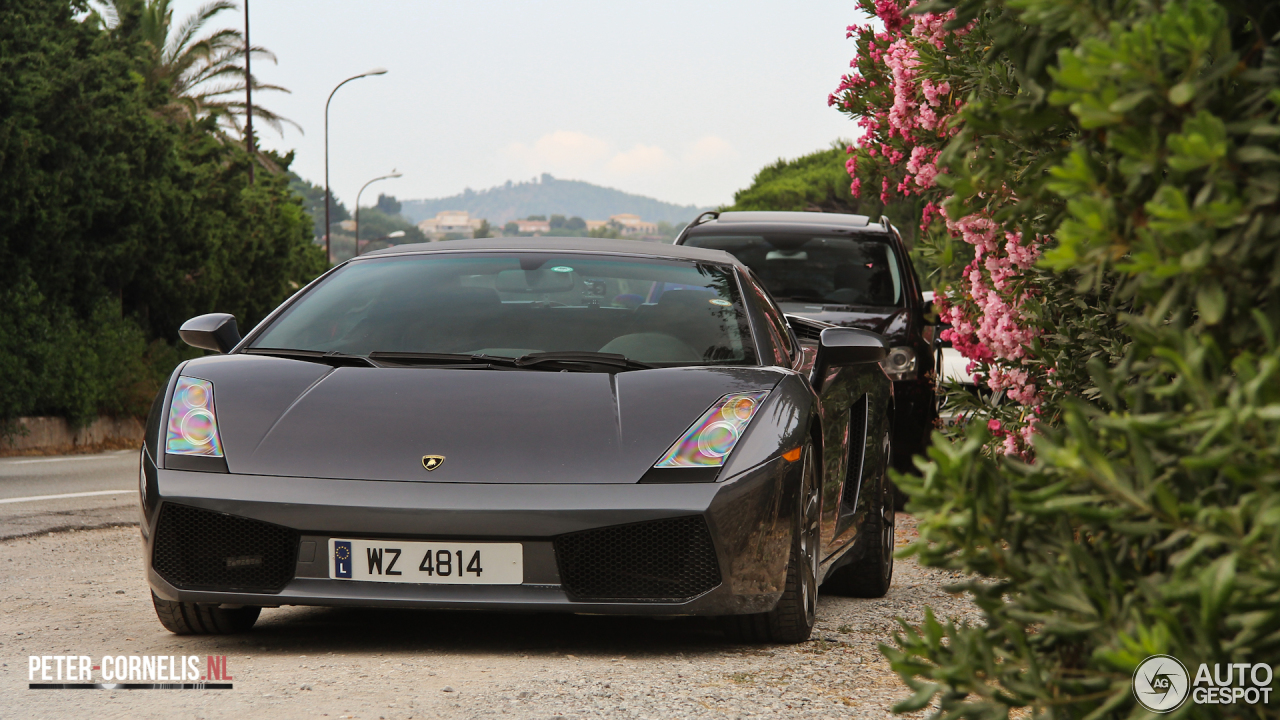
152 503 298 593
554 516 721 602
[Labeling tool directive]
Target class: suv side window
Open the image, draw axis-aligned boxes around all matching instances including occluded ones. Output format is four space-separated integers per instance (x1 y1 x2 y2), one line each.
742 270 796 367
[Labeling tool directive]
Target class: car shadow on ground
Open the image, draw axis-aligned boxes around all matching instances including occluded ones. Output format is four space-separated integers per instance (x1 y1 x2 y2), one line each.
237 606 746 658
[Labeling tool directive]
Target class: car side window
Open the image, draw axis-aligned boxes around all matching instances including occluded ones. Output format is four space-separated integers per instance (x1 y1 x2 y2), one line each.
742 270 795 367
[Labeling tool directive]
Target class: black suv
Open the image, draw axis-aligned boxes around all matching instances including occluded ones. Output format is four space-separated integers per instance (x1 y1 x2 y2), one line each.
675 211 935 477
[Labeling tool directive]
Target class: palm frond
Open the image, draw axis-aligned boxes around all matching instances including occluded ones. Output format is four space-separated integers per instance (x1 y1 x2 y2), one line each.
84 1 120 30
165 0 237 66
106 0 301 161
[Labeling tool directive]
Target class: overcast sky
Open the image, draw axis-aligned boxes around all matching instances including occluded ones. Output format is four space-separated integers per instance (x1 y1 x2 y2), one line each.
173 1 865 210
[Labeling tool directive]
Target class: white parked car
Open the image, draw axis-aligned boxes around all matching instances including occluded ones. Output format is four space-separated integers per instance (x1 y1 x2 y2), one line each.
923 291 1002 426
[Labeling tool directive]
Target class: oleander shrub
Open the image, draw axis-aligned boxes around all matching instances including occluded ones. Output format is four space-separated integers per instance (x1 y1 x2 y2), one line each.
834 0 1280 717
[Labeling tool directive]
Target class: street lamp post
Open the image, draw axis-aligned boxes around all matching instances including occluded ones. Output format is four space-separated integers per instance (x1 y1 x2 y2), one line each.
244 0 253 184
325 68 388 265
354 171 403 258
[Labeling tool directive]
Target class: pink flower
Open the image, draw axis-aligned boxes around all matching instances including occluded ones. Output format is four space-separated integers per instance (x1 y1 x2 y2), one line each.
920 202 943 231
910 7 973 49
884 38 920 139
1001 434 1020 456
921 79 951 106
875 0 905 34
1019 419 1038 446
906 146 939 190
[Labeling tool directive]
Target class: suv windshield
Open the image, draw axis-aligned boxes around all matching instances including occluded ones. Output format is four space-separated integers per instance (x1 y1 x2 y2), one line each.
248 253 757 366
680 233 904 307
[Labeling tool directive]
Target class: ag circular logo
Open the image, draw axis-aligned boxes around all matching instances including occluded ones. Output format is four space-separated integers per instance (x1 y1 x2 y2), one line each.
1133 655 1190 713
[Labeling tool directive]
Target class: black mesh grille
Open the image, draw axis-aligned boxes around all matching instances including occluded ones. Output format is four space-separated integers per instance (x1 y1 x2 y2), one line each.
152 504 298 594
554 516 721 602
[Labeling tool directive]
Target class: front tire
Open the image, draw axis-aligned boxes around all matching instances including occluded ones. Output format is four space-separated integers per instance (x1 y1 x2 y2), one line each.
152 592 260 635
721 442 819 644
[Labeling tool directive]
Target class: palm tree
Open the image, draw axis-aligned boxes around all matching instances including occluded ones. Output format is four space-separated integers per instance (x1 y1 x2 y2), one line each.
88 0 300 155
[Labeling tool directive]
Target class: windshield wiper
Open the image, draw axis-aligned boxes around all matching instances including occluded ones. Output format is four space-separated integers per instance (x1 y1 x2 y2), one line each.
363 351 652 372
367 352 519 368
513 351 652 372
242 348 378 367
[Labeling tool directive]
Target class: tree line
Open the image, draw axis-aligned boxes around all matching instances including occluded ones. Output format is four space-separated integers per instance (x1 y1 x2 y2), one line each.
0 0 324 430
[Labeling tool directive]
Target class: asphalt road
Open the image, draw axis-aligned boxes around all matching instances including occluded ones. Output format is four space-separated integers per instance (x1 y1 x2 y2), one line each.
0 451 140 540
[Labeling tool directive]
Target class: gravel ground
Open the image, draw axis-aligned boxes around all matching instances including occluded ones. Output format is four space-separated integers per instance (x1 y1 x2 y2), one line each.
2 515 980 720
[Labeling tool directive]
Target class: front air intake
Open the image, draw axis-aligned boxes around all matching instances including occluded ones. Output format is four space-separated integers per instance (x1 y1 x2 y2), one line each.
152 503 298 593
554 516 721 602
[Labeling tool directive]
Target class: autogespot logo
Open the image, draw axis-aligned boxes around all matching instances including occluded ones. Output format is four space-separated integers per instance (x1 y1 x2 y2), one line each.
1133 655 1190 713
1133 655 1276 711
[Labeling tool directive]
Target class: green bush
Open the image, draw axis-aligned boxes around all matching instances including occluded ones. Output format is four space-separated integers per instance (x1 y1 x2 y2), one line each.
0 0 325 430
827 0 1280 717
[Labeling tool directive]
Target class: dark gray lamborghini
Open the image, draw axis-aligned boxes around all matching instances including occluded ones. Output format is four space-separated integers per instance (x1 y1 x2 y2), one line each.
141 237 896 643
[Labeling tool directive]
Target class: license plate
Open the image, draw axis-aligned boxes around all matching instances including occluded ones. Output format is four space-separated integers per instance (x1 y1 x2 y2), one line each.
328 539 522 584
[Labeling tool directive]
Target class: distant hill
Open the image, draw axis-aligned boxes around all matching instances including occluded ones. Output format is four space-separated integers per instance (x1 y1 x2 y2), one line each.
400 174 714 225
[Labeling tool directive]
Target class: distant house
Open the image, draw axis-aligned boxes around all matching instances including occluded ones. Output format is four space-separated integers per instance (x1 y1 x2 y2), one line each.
514 219 551 235
418 211 486 239
585 220 609 232
609 214 659 236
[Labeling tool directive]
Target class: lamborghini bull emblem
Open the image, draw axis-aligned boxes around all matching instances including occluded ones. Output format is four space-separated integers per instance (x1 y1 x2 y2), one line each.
421 455 445 472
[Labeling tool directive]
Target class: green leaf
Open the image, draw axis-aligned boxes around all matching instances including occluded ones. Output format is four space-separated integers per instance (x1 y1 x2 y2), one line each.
1166 111 1228 171
1168 81 1196 106
1237 146 1280 163
1109 90 1152 114
1195 282 1226 325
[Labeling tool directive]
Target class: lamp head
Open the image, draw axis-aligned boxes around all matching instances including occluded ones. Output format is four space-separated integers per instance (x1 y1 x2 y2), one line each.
365 68 389 76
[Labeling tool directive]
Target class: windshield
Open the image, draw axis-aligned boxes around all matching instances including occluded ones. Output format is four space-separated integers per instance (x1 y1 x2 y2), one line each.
248 252 757 366
680 233 904 307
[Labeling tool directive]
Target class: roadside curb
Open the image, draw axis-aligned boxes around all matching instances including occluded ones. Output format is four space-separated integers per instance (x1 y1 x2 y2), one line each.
1 416 144 456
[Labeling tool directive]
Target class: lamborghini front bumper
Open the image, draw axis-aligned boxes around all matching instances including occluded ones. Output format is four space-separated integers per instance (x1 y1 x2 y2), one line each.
141 454 799 617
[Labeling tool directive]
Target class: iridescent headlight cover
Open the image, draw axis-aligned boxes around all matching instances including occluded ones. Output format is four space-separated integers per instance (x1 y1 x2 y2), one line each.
655 391 769 468
165 376 224 457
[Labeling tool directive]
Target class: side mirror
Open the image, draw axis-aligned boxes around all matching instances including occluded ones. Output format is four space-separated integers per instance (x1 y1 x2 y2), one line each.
921 290 936 322
818 327 888 365
812 327 888 392
179 313 241 353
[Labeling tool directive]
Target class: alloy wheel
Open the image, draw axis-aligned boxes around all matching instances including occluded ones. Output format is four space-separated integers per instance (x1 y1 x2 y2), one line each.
879 436 895 585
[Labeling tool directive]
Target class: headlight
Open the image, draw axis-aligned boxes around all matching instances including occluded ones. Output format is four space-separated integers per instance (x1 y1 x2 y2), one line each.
655 391 769 468
881 346 917 381
165 376 224 457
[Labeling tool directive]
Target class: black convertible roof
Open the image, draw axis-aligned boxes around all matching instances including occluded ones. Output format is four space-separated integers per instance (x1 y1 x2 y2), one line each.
359 236 743 267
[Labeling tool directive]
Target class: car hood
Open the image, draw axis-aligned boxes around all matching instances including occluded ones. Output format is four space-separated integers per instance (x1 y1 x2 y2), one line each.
174 354 783 483
777 301 908 337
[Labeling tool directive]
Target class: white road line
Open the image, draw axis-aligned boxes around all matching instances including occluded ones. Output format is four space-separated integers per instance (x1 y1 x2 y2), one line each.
1 452 135 466
0 490 133 505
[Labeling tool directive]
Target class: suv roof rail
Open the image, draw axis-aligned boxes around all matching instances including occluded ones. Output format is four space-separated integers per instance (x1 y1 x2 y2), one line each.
688 211 720 228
